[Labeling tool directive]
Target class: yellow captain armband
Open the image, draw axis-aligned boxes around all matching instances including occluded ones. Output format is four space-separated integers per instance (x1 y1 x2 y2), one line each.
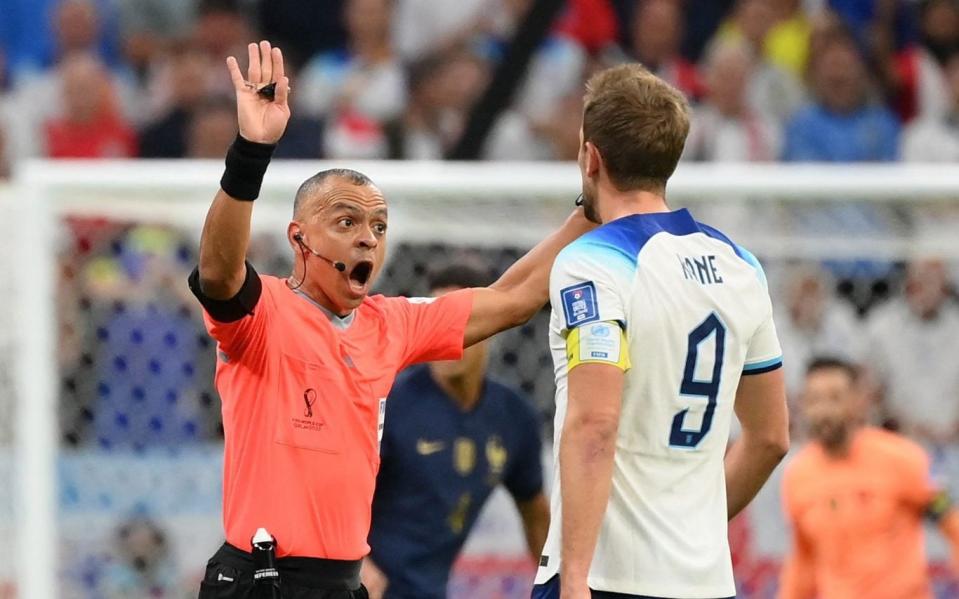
566 321 630 371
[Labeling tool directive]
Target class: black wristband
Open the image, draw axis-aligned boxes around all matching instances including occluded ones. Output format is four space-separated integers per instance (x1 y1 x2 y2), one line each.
220 134 276 201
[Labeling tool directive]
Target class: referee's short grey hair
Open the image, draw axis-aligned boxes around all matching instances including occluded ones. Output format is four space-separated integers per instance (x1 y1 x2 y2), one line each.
293 168 374 217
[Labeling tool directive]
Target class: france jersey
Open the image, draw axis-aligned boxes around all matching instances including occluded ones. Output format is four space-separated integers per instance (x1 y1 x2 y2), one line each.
369 365 544 599
534 209 783 598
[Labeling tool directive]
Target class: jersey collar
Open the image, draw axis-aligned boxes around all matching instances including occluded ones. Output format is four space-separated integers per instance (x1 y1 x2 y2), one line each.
292 289 356 330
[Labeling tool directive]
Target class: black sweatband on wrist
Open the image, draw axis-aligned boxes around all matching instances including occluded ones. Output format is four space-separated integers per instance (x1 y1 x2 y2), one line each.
220 134 276 201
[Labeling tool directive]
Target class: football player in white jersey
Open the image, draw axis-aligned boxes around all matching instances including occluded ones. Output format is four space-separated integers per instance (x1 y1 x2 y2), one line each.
532 64 790 599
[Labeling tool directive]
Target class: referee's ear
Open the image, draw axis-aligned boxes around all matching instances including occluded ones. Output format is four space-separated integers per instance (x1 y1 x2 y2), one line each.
287 222 303 249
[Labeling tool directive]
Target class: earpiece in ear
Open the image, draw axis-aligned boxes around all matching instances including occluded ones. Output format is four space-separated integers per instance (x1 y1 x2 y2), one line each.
293 232 303 243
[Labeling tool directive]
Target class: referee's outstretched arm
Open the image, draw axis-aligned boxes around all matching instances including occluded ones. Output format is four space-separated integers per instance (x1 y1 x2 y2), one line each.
198 41 291 299
463 208 594 347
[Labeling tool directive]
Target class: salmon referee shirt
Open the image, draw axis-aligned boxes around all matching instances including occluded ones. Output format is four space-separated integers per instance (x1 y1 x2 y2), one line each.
192 268 473 560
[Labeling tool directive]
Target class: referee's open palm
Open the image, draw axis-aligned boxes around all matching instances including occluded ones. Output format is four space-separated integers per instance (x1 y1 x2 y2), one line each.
226 40 291 145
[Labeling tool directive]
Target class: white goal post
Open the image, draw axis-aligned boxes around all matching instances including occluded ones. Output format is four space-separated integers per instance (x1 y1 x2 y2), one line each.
8 159 959 599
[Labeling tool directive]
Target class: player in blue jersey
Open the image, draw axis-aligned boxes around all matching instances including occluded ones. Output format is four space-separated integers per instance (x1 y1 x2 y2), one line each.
363 262 550 599
533 64 790 599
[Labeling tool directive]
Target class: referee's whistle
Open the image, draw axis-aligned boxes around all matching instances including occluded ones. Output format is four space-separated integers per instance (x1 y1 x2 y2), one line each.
251 527 281 598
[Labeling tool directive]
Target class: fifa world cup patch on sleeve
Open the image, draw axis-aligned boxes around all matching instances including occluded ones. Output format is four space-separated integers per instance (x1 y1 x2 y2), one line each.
561 282 599 329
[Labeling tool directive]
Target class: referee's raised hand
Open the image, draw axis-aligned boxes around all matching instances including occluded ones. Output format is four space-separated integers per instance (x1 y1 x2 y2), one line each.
226 40 291 145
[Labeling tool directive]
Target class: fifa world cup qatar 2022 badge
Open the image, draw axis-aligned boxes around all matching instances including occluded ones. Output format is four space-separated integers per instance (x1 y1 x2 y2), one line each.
561 281 599 328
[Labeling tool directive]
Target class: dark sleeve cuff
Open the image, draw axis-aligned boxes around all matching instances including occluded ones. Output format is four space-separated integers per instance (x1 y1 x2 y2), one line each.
509 482 544 504
742 359 784 376
188 261 262 323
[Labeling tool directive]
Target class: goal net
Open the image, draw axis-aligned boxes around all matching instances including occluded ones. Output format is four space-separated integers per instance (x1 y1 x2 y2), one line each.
5 160 959 599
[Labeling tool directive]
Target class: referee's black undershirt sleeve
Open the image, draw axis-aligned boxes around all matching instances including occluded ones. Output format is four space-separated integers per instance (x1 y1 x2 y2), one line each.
187 261 262 323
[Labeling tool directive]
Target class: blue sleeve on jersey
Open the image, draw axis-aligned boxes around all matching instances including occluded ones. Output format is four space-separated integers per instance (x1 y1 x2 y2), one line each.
562 237 638 276
503 394 544 502
742 355 783 375
734 245 768 289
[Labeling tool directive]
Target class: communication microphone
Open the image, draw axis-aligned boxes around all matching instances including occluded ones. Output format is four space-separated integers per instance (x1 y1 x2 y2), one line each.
293 233 347 272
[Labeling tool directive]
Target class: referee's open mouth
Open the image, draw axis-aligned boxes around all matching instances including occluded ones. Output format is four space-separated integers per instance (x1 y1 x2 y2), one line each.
347 260 374 294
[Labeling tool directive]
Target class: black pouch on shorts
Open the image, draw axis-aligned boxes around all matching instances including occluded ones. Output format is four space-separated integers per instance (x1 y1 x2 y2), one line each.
198 560 255 599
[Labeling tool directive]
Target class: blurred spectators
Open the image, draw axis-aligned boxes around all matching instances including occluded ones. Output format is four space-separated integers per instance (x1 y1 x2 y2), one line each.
385 49 487 159
625 0 704 100
888 0 957 123
393 0 490 61
191 0 255 67
773 263 864 402
186 96 238 158
484 0 590 130
534 90 585 160
783 36 899 161
138 45 212 158
100 517 180 598
866 258 959 444
806 7 850 70
1 0 958 169
553 0 620 55
115 0 197 77
54 0 115 64
43 53 138 158
7 0 140 159
257 0 347 67
766 0 814 77
715 0 806 122
298 0 405 159
683 40 782 161
678 0 738 61
902 53 959 161
828 0 915 55
384 47 540 160
0 0 124 79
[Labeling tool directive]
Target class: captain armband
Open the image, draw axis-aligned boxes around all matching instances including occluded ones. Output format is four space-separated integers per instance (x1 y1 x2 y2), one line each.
566 320 630 372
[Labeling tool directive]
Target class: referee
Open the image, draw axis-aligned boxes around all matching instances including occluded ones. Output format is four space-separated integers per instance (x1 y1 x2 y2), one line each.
188 41 592 599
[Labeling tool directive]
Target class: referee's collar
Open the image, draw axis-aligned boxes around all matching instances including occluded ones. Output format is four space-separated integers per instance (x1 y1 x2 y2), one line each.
292 289 355 330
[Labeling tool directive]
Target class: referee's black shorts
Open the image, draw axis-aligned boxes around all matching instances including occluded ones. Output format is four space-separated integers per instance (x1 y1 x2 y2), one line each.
198 543 369 599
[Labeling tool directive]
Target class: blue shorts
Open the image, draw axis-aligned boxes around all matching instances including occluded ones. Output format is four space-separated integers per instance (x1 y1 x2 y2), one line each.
531 575 735 599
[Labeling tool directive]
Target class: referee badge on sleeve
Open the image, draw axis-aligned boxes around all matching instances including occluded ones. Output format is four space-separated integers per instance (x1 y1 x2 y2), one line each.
561 282 599 329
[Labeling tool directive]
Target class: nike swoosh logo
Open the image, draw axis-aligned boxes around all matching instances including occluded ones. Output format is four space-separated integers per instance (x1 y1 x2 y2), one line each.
417 440 446 455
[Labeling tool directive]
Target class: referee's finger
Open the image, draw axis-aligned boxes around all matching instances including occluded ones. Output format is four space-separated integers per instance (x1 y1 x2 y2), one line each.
260 40 273 84
226 56 244 91
275 76 290 106
272 46 285 84
247 42 260 85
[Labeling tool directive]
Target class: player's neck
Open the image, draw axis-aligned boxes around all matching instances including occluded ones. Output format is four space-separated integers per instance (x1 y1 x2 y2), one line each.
432 369 485 411
599 189 670 223
819 425 859 458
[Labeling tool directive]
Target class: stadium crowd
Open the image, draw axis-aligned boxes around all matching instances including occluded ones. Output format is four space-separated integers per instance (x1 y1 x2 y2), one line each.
1 0 959 169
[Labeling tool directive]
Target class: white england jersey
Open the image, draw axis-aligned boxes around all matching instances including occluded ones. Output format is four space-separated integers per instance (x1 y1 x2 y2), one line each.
535 209 782 598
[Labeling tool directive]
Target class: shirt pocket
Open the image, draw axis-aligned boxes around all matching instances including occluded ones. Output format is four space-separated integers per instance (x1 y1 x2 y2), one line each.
273 352 346 454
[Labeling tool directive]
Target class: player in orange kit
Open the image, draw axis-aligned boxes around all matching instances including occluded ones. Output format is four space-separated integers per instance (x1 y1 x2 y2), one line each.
779 357 959 599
